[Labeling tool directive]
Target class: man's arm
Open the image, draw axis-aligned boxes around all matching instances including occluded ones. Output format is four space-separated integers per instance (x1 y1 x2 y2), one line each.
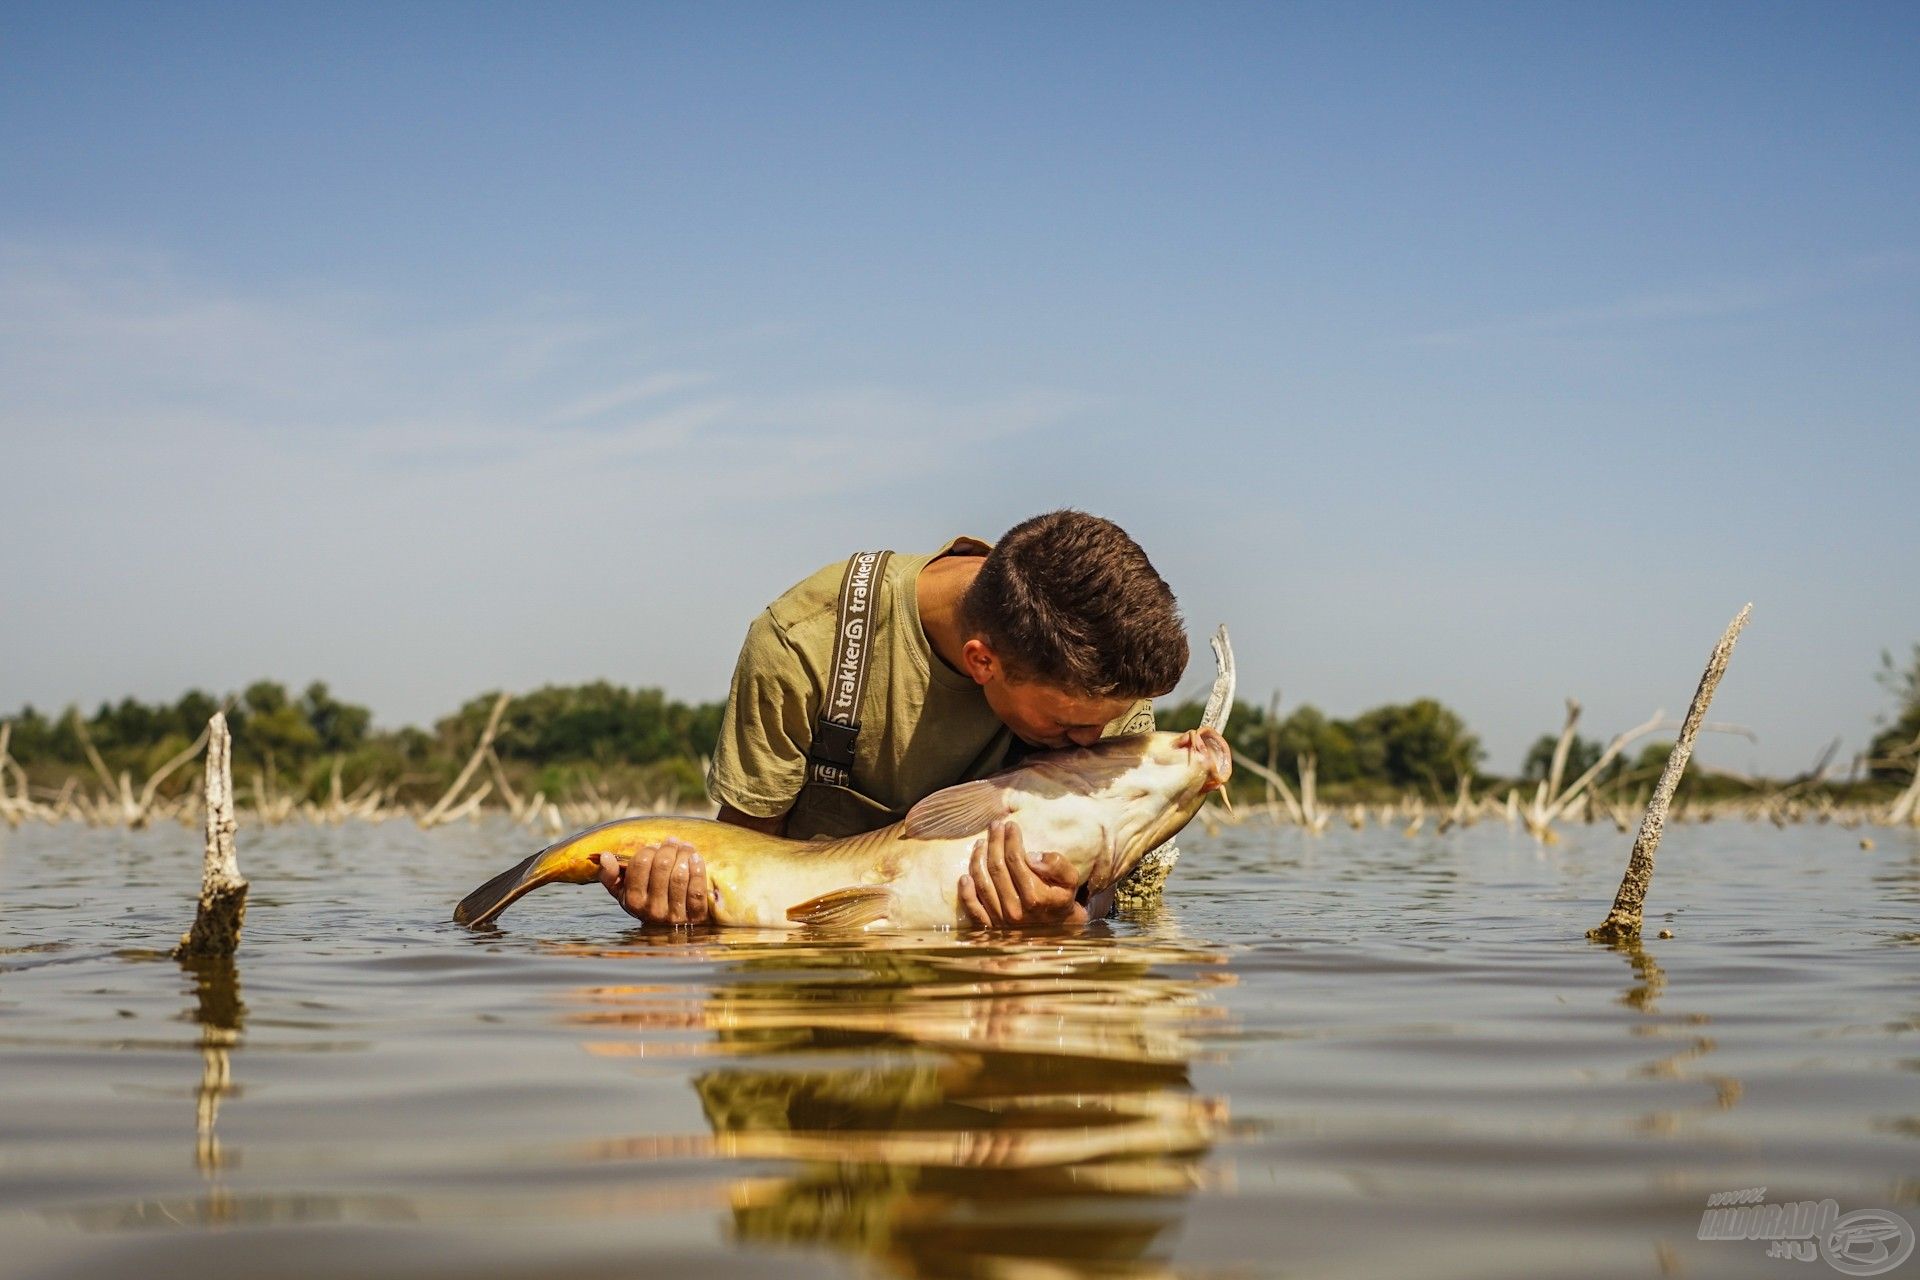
717 802 785 836
958 820 1085 929
597 837 710 925
605 606 811 925
955 698 1158 929
598 802 788 924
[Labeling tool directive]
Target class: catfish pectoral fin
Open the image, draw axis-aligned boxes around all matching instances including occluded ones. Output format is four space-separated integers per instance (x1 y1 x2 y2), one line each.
787 886 896 929
453 852 550 927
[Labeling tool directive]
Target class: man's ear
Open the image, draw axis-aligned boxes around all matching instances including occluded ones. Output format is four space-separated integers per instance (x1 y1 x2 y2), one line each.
960 638 998 686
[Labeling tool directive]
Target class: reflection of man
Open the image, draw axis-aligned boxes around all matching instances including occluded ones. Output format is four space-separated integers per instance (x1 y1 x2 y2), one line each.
601 510 1188 928
657 942 1223 1274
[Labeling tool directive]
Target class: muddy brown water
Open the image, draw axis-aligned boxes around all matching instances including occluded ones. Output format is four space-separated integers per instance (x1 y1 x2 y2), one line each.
1 818 1915 1279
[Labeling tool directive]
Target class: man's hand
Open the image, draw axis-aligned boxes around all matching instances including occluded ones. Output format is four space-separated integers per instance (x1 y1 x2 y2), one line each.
958 819 1085 929
598 839 712 926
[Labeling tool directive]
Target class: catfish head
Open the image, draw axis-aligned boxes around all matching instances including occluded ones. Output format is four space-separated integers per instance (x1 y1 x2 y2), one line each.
901 727 1234 895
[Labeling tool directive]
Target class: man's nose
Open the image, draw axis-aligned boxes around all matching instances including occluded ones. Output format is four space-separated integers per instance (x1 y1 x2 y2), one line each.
1066 727 1103 747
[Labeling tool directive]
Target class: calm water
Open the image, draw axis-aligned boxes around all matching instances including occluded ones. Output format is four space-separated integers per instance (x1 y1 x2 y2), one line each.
1 816 1915 1279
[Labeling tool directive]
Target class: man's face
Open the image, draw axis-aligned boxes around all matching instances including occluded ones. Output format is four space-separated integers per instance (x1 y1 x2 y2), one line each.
962 639 1138 749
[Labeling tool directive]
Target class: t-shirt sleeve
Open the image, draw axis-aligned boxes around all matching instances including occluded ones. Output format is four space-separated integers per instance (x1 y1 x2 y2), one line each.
706 612 816 818
1104 699 1156 737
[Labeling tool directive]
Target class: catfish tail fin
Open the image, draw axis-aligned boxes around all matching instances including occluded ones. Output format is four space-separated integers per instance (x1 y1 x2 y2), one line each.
453 816 688 927
454 851 565 927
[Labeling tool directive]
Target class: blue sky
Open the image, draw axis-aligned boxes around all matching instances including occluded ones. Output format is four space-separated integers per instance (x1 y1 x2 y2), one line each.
3 2 1915 775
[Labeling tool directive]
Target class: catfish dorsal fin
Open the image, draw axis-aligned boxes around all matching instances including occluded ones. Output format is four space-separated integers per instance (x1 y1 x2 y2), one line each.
787 886 895 929
902 779 1012 840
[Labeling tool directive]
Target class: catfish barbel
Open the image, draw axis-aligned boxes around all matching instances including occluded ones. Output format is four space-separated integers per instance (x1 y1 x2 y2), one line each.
453 727 1232 929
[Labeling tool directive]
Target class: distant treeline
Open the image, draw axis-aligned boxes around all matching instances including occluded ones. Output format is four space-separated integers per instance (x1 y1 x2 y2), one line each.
1154 695 1730 802
4 644 1916 806
2 681 722 808
1158 642 1920 801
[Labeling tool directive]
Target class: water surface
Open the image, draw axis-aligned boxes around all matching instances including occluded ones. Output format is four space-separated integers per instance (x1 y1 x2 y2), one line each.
2 817 1915 1278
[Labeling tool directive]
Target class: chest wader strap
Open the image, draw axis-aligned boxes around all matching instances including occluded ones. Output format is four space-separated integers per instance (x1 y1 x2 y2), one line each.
807 550 892 788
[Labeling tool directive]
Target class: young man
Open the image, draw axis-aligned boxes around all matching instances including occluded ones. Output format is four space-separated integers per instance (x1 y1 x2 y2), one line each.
600 510 1189 928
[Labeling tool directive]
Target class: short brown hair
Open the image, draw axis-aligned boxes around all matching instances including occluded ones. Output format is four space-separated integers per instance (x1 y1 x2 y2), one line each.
958 510 1188 698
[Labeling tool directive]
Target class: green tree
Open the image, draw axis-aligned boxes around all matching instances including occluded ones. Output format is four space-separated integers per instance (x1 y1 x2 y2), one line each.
5 706 59 761
235 679 320 768
443 681 726 767
172 689 219 740
1625 741 1676 780
1274 705 1360 783
1348 699 1482 792
1521 733 1604 785
93 697 163 757
300 681 371 755
1152 695 1473 789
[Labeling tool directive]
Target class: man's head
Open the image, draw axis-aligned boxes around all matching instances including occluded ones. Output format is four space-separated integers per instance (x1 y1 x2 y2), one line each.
956 510 1188 748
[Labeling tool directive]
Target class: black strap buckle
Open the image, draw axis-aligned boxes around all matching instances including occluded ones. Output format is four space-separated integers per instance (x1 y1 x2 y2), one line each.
810 718 859 768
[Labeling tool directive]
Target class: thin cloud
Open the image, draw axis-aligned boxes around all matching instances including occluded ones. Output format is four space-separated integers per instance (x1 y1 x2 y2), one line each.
545 373 717 428
1412 253 1917 348
0 240 1087 498
1414 280 1788 348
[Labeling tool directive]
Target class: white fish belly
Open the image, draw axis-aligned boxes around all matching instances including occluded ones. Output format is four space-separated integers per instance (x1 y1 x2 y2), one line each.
710 841 975 930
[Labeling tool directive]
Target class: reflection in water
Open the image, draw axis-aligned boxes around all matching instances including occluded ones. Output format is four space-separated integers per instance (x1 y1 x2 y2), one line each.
6 820 1918 1277
1597 939 1748 1274
57 956 257 1231
146 954 249 1229
1598 940 1744 1130
182 955 245 1177
563 932 1235 1278
38 954 424 1235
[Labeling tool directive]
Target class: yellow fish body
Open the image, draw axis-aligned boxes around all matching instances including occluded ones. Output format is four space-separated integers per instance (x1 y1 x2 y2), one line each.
453 728 1232 930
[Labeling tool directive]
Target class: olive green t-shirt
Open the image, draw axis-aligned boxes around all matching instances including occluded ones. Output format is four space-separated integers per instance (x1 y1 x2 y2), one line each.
707 537 1155 839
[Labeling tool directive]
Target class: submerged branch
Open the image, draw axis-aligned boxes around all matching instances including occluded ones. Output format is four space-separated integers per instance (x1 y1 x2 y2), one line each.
132 720 213 828
421 692 511 828
1888 730 1920 827
1199 625 1236 736
69 709 131 818
0 721 28 826
1588 605 1752 944
175 713 248 959
1231 751 1305 825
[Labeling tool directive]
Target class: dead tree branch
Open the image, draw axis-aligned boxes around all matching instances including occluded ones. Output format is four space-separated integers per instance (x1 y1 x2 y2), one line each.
1588 604 1752 943
175 713 248 959
420 692 511 828
131 721 213 828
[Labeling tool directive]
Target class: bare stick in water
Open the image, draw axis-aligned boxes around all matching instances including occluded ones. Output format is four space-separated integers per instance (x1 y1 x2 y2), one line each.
1887 732 1920 827
1233 751 1305 824
176 713 248 959
421 691 511 828
1587 605 1752 943
0 720 31 827
69 709 135 821
1200 625 1236 735
130 719 215 829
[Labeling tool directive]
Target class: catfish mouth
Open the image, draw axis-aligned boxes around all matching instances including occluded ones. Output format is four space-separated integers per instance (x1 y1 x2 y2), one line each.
1178 727 1233 791
1086 728 1233 892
